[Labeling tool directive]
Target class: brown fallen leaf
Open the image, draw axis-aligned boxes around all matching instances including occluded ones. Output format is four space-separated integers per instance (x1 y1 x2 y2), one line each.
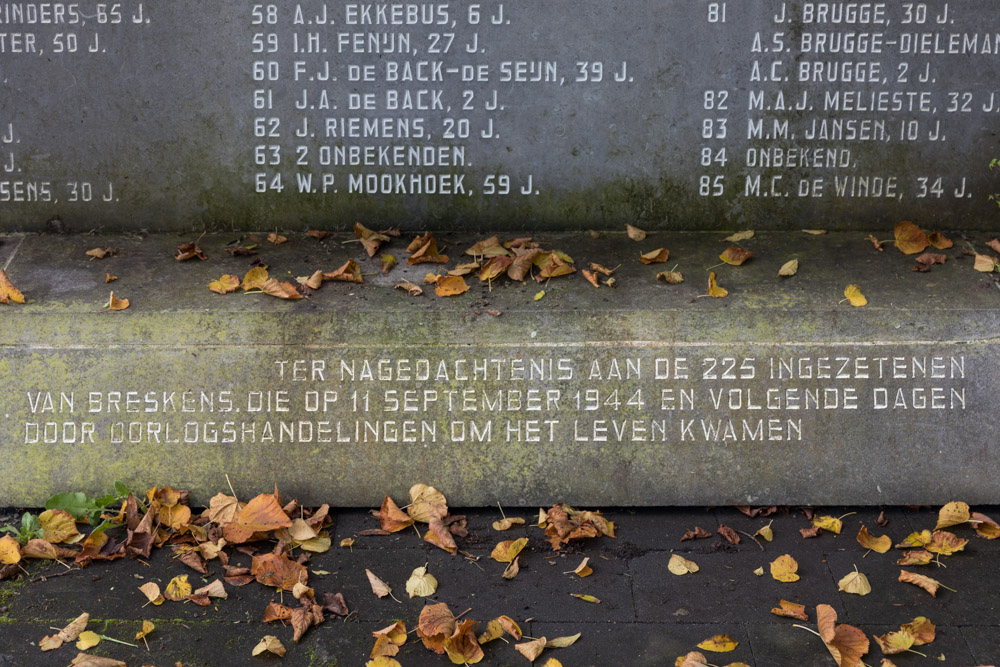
260 279 304 300
480 255 514 282
868 234 885 252
873 630 916 655
105 291 129 311
366 568 397 600
324 259 363 284
502 557 520 579
466 235 512 258
69 655 126 667
657 269 684 284
407 233 449 265
925 530 967 556
915 252 947 266
896 550 935 566
724 230 754 242
40 612 89 651
720 247 753 266
582 269 600 288
493 517 526 531
306 230 330 241
394 281 422 297
640 248 670 264
535 252 577 280
443 619 484 664
898 569 946 596
251 552 306 591
625 224 646 241
355 222 390 257
378 496 415 532
771 599 808 621
417 602 457 653
778 259 799 277
104 272 117 283
971 512 1000 539
974 253 999 272
894 221 929 255
515 636 547 661
252 635 286 657
174 239 207 261
717 524 740 544
680 526 711 541
816 604 869 667
267 232 288 245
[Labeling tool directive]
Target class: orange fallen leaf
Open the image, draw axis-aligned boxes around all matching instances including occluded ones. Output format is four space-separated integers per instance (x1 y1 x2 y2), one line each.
260 279 303 300
417 602 456 653
771 599 808 621
106 291 129 310
241 266 269 291
266 232 287 245
898 569 945 596
407 233 449 265
378 496 414 532
174 239 207 261
251 552 306 590
306 230 329 241
355 222 390 257
104 273 117 283
491 537 528 563
324 259 363 284
816 604 870 667
857 525 891 553
928 232 953 249
435 274 470 297
582 269 600 288
443 619 484 664
868 234 884 252
901 616 936 645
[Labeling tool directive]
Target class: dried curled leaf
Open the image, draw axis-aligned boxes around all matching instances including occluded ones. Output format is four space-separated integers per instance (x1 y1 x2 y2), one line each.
898 569 942 596
174 240 207 261
657 269 684 284
491 537 528 563
106 291 130 311
252 635 286 657
640 248 670 264
771 599 807 621
394 281 423 297
973 254 998 272
0 269 25 304
928 231 953 249
355 222 390 257
707 271 727 298
324 259 363 284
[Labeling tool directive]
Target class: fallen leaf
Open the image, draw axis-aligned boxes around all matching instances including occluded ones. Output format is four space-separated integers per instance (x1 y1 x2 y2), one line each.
894 221 929 254
107 291 130 311
174 239 207 261
406 565 438 598
208 274 240 294
817 604 870 667
925 530 967 556
164 574 192 601
681 526 711 541
541 660 563 667
104 273 117 283
873 630 916 655
935 501 971 529
697 634 739 652
366 569 394 599
69 655 126 667
252 635 286 657
900 616 935 645
466 235 511 258
546 633 581 648
262 602 293 622
535 252 576 281
0 535 21 565
755 521 774 542
515 636 548 661
582 269 600 288
492 537 528 563
394 281 423 296
502 557 520 579
138 581 164 605
898 569 942 596
534 289 546 301
724 230 754 242
267 232 288 245
844 284 867 307
40 612 89 651
407 233 449 265
324 259 364 284
657 269 684 284
306 230 330 241
753 566 764 576
260 278 303 300
251 552 307 591
492 517 526 531
668 554 700 575
75 630 101 650
720 247 753 266
355 222 390 257
640 248 670 264
570 557 593 577
915 252 947 266
192 579 227 599
443 619 485 664
778 259 799 277
570 593 601 604
896 530 932 549
928 232 953 249
803 229 828 235
625 224 646 241
896 550 935 566
857 526 891 553
417 602 457 653
838 568 872 596
868 234 885 252
973 254 998 272
435 274 470 297
297 270 325 290
770 554 799 582
771 599 808 620
707 271 728 298
971 512 1000 539
240 266 269 291
135 619 155 641
424 519 459 555
85 247 111 259
718 525 740 544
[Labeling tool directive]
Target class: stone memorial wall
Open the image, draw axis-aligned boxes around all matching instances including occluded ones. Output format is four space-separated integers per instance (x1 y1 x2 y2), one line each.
1 0 999 230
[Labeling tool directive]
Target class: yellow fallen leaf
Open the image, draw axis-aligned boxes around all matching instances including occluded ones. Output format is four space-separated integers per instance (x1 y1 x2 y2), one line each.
208 274 240 294
405 565 438 598
640 248 670 264
837 567 872 596
502 556 521 580
138 582 164 606
75 630 101 650
720 247 753 266
856 525 891 553
570 557 593 578
435 274 470 297
0 535 21 564
753 566 764 576
241 266 269 290
340 537 355 548
811 515 842 534
491 537 528 563
770 554 799 582
0 269 25 303
755 521 774 542
778 259 798 277
534 289 546 301
873 630 916 655
843 284 867 307
570 593 601 604
366 658 402 667
546 633 581 648
697 634 739 652
707 271 728 298
492 517 526 531
164 574 192 601
803 229 827 235
668 553 700 575
515 636 547 661
252 635 286 657
935 501 971 530
135 620 155 641
925 530 967 556
657 269 684 284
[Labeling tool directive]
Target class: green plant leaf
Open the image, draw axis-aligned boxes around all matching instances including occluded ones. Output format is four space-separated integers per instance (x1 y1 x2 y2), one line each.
114 481 131 497
45 492 104 523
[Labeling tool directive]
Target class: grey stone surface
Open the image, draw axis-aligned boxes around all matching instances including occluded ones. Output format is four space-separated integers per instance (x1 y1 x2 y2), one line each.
1 1 999 231
0 230 998 506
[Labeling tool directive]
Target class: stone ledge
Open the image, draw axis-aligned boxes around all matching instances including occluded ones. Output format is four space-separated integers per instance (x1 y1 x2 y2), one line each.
0 231 998 507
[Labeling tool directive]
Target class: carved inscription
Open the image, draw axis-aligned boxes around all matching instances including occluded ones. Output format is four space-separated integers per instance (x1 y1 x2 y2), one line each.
1 1 998 227
19 348 968 447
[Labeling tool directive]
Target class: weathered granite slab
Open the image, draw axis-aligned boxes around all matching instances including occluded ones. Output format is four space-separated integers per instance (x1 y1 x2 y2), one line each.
1 0 999 231
0 230 996 506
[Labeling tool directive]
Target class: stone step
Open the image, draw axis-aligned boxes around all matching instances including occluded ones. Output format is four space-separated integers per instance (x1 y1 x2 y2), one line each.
1 230 997 506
